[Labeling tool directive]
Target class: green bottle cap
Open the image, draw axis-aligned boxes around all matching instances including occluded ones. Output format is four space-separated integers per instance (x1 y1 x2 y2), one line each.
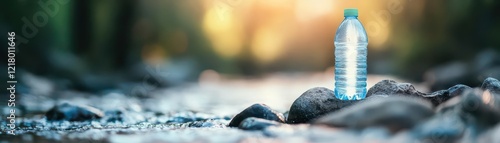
344 8 358 17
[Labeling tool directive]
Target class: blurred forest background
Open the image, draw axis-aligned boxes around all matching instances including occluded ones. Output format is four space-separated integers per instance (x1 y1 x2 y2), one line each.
1 0 499 93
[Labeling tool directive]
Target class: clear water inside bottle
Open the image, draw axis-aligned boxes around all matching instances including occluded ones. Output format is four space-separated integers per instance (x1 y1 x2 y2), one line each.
334 16 368 100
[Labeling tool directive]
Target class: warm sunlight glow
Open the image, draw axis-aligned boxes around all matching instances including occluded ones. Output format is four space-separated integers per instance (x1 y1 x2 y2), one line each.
251 25 285 63
203 4 244 58
294 0 334 22
142 44 166 65
201 0 391 62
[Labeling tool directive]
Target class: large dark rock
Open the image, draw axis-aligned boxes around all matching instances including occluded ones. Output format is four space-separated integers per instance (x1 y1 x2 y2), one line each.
366 80 469 106
314 96 434 132
228 103 285 127
287 87 358 124
238 117 282 130
45 103 104 121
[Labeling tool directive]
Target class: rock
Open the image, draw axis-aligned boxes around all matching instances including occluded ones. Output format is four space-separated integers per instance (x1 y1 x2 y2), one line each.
366 80 424 97
436 96 462 113
228 103 285 127
437 88 500 132
238 117 282 130
481 77 500 93
45 102 104 121
447 84 472 97
434 85 474 113
479 77 500 111
283 111 289 121
424 84 471 106
459 88 500 128
367 80 468 106
432 87 500 141
287 87 357 124
314 96 434 132
412 110 466 143
103 110 126 122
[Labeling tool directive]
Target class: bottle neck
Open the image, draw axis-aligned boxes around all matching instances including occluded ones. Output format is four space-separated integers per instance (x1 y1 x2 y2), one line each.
344 16 358 19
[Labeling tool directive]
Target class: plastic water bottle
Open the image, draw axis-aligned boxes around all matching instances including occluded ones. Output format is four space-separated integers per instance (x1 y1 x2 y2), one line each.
334 8 368 100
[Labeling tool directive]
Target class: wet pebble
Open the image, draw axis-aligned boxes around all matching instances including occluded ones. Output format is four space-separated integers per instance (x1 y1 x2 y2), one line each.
45 102 104 121
287 87 357 124
228 103 285 127
238 117 282 130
